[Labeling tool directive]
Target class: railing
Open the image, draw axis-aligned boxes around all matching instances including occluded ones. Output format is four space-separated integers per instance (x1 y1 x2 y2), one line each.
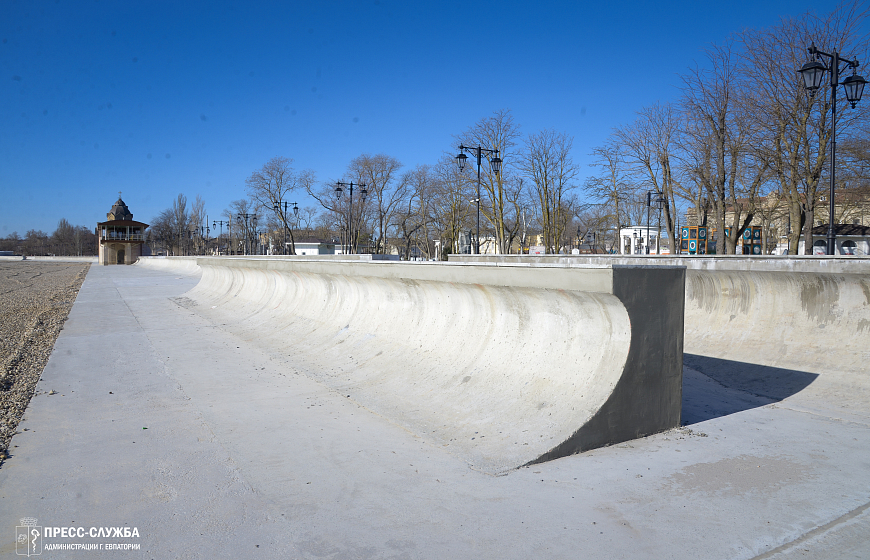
101 232 145 241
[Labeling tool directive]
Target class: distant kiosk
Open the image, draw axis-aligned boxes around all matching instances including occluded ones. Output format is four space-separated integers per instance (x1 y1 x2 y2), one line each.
96 194 149 265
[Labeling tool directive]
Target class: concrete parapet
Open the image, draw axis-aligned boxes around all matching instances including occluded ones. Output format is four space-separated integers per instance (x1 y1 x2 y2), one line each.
450 253 870 274
183 257 685 473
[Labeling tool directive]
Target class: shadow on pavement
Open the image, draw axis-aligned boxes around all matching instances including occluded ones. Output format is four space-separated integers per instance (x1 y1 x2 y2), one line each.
681 354 819 425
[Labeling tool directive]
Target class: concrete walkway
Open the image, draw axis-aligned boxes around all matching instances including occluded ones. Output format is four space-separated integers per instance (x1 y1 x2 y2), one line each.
1 263 868 559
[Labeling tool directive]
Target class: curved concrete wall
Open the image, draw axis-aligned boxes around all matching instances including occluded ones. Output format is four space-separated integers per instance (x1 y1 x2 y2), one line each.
451 254 870 413
451 254 869 371
682 269 870 413
181 258 685 474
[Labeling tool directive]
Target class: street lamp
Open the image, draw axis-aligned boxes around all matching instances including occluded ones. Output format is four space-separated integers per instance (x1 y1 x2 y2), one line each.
335 181 367 254
213 220 230 255
798 42 867 255
273 201 299 255
455 145 502 254
646 191 665 255
236 213 257 255
203 216 210 255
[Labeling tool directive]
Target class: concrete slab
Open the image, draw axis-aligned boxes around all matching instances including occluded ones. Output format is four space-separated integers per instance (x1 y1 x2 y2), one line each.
1 263 869 559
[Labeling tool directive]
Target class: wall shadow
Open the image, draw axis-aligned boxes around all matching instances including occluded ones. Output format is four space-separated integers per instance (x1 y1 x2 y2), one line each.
681 354 819 425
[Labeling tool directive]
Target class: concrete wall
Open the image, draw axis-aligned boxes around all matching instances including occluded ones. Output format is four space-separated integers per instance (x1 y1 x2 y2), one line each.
179 257 685 474
452 254 870 413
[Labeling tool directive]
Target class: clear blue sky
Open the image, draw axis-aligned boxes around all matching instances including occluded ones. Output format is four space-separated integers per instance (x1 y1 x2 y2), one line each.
1 0 857 235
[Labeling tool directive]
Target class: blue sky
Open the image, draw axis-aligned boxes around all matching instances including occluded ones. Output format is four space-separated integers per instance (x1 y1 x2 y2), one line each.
1 0 857 235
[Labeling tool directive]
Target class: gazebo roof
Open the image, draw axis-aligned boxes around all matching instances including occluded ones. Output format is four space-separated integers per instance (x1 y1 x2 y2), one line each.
96 219 149 228
107 195 134 220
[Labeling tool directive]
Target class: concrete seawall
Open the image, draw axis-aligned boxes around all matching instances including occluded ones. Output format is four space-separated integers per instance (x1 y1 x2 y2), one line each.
172 258 684 473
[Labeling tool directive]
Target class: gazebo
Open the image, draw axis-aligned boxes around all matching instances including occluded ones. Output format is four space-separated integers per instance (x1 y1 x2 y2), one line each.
95 194 149 265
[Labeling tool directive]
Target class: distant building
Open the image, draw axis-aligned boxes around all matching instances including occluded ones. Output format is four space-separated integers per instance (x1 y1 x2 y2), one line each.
685 189 870 254
798 224 870 255
294 237 337 255
95 194 149 265
619 226 666 255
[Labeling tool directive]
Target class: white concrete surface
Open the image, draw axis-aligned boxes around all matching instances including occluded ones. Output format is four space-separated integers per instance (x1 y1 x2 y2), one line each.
134 255 201 275
1 260 869 559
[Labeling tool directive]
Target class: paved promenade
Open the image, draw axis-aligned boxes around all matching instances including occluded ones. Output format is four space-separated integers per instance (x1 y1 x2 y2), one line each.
1 263 868 559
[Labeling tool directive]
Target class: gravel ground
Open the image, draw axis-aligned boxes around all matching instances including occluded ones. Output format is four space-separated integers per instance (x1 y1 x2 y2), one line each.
0 261 89 464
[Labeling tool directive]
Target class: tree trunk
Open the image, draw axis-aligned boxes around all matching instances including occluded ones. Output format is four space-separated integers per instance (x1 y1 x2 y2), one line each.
803 207 814 255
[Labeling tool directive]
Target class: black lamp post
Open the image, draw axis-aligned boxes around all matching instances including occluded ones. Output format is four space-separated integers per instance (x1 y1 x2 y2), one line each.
335 181 367 254
203 217 210 255
213 220 229 255
798 42 867 255
236 213 257 255
646 191 665 255
273 201 299 255
455 145 502 254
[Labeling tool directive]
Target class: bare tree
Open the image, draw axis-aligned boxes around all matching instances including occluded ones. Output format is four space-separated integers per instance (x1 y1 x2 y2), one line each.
739 3 870 253
22 230 49 256
431 154 474 256
245 156 314 255
585 141 633 235
225 199 257 255
680 42 771 253
521 129 579 253
456 109 523 253
347 154 406 254
296 206 318 238
616 103 682 254
51 218 75 255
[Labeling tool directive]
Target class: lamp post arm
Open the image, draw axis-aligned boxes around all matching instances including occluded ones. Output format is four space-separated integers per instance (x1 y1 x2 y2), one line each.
808 45 861 83
458 144 499 158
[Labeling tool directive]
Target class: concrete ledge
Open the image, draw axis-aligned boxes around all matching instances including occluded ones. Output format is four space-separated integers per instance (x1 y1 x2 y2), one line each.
0 255 97 262
450 254 870 274
182 257 685 473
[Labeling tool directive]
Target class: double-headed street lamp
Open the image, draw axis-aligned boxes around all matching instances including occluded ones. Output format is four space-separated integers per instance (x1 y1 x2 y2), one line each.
646 191 665 255
273 201 299 255
213 220 230 255
455 145 502 254
335 181 367 254
798 43 867 255
236 213 257 255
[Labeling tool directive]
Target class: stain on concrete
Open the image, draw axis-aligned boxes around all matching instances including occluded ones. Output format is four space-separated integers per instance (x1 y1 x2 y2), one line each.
662 454 813 497
800 275 840 324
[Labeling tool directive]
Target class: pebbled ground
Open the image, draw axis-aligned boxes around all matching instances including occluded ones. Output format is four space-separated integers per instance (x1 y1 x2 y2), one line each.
0 261 89 463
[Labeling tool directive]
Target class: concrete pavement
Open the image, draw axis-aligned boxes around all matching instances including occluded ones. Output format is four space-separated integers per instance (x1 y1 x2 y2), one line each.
1 261 869 559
